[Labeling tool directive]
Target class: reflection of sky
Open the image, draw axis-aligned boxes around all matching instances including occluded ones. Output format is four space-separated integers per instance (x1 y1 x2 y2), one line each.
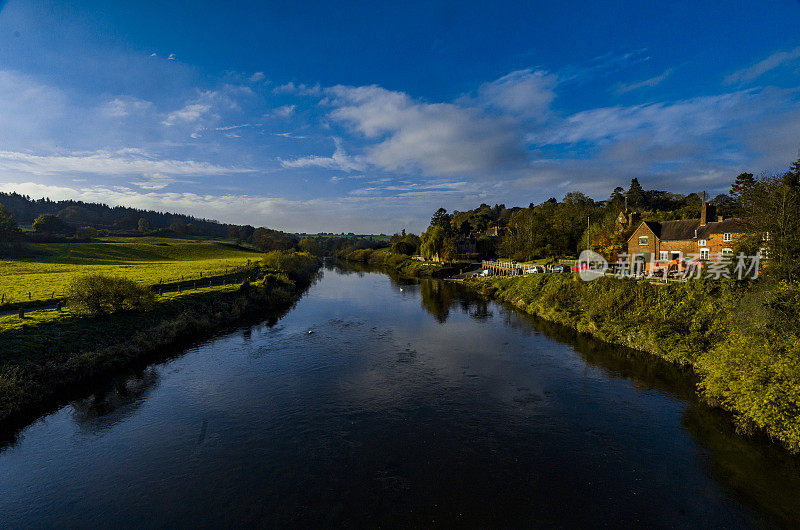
0 267 793 526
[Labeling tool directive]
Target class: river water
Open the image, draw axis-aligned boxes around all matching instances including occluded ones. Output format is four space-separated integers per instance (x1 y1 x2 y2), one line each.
1 265 799 527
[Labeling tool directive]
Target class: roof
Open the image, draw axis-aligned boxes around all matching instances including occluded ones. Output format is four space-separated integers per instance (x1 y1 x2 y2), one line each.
659 219 700 241
628 217 753 242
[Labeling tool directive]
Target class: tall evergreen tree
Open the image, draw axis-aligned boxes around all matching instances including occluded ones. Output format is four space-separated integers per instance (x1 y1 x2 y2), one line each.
626 178 644 209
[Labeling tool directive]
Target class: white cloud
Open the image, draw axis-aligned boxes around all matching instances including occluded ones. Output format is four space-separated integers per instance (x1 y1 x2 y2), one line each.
100 96 154 118
272 104 296 118
130 173 185 190
474 68 557 120
725 46 800 84
273 82 321 95
248 71 265 83
279 137 365 171
0 149 254 177
325 84 527 177
616 69 673 93
163 103 212 125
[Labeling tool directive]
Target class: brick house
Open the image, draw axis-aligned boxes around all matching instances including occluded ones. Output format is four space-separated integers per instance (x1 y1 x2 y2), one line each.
626 202 752 269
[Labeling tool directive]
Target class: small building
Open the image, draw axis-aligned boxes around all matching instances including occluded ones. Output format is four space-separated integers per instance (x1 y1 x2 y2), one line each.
626 202 752 269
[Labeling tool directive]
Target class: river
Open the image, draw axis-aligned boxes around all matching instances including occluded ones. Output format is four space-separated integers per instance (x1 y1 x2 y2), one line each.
1 264 799 527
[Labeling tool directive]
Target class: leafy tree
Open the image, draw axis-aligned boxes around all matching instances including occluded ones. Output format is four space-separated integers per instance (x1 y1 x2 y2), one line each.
729 172 756 215
32 213 72 234
169 218 187 235
298 237 322 255
430 208 452 231
138 218 151 233
741 160 800 281
68 275 155 315
420 225 446 260
74 226 98 239
0 202 20 238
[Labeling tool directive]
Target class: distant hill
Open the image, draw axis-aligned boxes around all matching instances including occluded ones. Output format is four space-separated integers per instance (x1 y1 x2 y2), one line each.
0 191 230 237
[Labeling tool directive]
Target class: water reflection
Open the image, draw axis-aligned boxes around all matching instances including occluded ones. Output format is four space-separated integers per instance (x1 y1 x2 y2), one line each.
70 368 160 433
418 278 492 322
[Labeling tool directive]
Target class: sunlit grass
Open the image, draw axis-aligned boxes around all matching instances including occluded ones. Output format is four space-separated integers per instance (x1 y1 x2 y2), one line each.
0 237 259 306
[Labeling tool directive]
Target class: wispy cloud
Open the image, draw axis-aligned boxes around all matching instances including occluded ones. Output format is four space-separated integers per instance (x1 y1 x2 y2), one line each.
725 46 800 84
473 68 556 120
615 69 673 93
0 149 255 177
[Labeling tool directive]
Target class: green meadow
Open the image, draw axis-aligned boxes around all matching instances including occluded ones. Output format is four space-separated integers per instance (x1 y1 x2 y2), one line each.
0 237 261 307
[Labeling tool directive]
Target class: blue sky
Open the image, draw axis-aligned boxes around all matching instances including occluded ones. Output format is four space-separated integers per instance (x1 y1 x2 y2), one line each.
1 0 799 233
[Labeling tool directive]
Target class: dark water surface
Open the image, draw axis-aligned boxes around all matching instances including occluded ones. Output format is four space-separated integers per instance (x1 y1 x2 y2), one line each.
2 265 800 527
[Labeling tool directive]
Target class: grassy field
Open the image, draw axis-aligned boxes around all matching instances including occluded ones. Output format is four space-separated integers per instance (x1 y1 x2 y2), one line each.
0 237 261 307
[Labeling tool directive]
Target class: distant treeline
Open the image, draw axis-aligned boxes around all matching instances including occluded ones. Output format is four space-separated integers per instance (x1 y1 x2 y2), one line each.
0 192 231 237
0 191 388 258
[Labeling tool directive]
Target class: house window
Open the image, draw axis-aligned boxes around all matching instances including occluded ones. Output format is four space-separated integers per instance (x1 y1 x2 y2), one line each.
698 239 707 246
700 248 710 260
721 248 734 259
723 233 732 242
763 232 771 241
760 247 770 260
671 251 681 261
638 236 648 246
659 251 669 261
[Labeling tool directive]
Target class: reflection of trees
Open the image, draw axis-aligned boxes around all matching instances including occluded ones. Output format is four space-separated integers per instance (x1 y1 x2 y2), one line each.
70 367 160 433
681 403 800 527
418 279 492 323
419 280 455 323
502 304 800 526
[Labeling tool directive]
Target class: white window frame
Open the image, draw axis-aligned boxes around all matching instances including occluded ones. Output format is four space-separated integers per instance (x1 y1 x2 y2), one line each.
698 239 707 246
638 236 648 246
700 248 710 260
659 250 669 261
723 232 732 242
721 248 734 259
670 251 681 261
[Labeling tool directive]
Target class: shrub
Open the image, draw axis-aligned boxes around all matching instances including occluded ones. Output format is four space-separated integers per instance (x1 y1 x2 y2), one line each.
262 251 318 284
68 274 155 315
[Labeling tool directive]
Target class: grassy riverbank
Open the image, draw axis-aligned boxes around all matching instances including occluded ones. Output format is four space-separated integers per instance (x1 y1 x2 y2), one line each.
336 247 461 277
0 237 260 309
469 274 800 453
0 251 319 426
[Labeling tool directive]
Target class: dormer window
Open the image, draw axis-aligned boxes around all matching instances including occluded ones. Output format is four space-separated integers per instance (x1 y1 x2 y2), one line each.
638 236 648 246
698 239 707 246
723 233 732 242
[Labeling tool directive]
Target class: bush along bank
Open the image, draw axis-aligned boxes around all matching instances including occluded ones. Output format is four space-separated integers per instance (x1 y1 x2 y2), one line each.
336 248 461 278
469 273 800 453
0 251 320 427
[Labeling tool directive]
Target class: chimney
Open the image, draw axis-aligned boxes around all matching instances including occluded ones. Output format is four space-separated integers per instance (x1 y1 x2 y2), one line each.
700 202 716 226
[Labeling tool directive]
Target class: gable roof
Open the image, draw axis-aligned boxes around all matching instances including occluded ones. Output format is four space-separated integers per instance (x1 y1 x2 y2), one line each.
659 219 700 241
627 217 753 243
